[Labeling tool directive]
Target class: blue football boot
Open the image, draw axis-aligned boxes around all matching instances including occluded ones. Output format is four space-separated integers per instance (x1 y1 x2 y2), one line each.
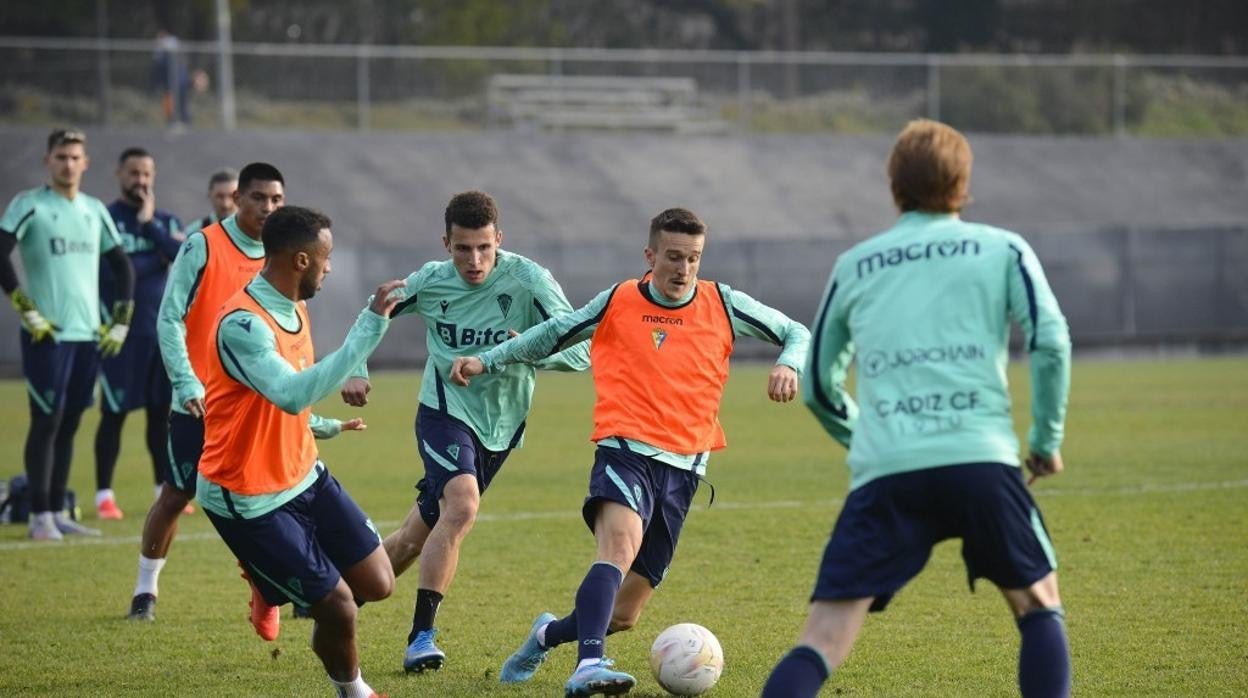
500 612 557 683
564 658 635 696
403 628 446 673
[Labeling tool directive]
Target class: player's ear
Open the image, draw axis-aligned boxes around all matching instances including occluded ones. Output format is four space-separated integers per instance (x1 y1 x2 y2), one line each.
293 249 310 271
644 246 656 269
495 229 503 247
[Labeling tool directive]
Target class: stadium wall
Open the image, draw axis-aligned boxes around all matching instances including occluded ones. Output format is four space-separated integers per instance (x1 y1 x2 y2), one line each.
0 126 1244 372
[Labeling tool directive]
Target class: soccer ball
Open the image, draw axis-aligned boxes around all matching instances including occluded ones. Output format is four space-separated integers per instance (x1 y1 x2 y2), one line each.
648 623 724 696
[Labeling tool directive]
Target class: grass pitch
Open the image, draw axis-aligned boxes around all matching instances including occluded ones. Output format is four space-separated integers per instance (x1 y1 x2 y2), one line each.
0 358 1245 696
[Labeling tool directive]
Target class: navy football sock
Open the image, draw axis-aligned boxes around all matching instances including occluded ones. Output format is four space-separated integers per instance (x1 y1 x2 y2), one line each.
1017 607 1071 698
760 645 831 698
574 562 623 663
408 588 444 643
542 610 578 649
94 410 125 491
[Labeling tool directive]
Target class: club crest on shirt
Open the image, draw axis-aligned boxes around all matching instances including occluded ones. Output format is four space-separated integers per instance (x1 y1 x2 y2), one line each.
439 300 450 315
496 293 512 318
651 328 667 350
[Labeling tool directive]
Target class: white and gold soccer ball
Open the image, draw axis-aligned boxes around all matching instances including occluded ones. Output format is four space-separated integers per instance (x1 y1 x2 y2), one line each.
648 622 725 696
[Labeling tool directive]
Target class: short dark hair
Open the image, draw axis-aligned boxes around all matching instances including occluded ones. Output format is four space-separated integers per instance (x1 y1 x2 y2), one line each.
46 127 86 153
118 147 152 166
887 119 973 213
207 168 237 190
648 207 706 248
237 162 285 194
444 190 499 235
262 206 331 257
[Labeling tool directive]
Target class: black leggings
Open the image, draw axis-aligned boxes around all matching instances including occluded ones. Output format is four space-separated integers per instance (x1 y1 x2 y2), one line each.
94 404 171 491
25 406 85 513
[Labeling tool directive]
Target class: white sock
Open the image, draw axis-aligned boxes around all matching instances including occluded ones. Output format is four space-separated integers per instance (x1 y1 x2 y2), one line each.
537 622 549 648
576 657 601 672
154 484 164 500
96 489 115 507
134 555 167 597
329 671 373 698
31 511 55 528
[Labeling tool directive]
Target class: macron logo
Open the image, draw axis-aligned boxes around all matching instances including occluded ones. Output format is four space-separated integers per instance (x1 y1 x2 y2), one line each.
641 314 682 326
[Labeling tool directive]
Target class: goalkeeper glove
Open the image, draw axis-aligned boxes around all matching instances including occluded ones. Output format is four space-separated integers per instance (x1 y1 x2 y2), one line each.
10 288 57 342
98 299 134 358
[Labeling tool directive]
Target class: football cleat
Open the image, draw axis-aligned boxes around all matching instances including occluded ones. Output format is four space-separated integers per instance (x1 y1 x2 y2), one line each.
53 513 100 536
28 513 63 541
500 612 557 683
238 562 280 641
564 658 635 697
403 628 446 673
128 593 157 621
97 497 124 520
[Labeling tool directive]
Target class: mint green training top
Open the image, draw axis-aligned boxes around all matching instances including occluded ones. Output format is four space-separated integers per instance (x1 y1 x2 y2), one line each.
0 186 122 341
197 275 391 519
354 249 591 451
804 211 1071 491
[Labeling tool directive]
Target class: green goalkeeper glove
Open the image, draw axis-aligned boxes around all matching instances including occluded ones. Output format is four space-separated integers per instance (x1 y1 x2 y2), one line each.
10 288 57 342
98 299 134 358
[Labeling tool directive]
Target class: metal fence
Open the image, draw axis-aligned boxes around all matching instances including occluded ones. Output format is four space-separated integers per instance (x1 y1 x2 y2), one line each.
2 37 1247 136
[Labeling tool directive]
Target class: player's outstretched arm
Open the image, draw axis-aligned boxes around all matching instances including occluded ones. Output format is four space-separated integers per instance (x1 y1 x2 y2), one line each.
342 268 427 406
218 280 405 414
309 414 367 439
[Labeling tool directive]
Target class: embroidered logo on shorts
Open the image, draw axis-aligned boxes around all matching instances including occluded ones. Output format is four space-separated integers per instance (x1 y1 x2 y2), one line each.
496 293 512 318
633 484 644 507
446 444 461 461
651 329 667 350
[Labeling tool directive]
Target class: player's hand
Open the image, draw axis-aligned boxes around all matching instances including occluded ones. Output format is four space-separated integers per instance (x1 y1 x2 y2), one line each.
507 329 520 338
767 365 799 403
450 356 485 386
341 377 371 406
340 418 367 432
10 288 57 342
1024 451 1064 486
184 398 206 419
368 280 407 317
135 185 155 224
98 300 134 358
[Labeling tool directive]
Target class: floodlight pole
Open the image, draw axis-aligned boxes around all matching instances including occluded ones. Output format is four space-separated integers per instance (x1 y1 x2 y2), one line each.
215 0 237 131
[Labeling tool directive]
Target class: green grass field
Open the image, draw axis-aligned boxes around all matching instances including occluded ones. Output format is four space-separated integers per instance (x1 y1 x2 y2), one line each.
1 358 1246 696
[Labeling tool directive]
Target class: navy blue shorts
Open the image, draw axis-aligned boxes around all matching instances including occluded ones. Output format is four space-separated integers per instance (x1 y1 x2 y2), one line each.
166 411 203 495
413 405 516 528
583 443 701 588
204 464 382 608
19 333 98 415
812 462 1058 612
98 333 170 413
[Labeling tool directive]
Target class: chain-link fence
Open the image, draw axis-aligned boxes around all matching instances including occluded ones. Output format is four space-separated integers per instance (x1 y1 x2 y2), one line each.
2 37 1246 136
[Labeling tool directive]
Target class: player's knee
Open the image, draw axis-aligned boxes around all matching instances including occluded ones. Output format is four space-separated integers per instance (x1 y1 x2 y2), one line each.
314 586 358 622
157 487 190 512
1003 573 1062 617
358 568 395 602
439 494 479 532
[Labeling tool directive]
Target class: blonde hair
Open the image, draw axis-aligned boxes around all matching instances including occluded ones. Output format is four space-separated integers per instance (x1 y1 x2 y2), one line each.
886 119 972 213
